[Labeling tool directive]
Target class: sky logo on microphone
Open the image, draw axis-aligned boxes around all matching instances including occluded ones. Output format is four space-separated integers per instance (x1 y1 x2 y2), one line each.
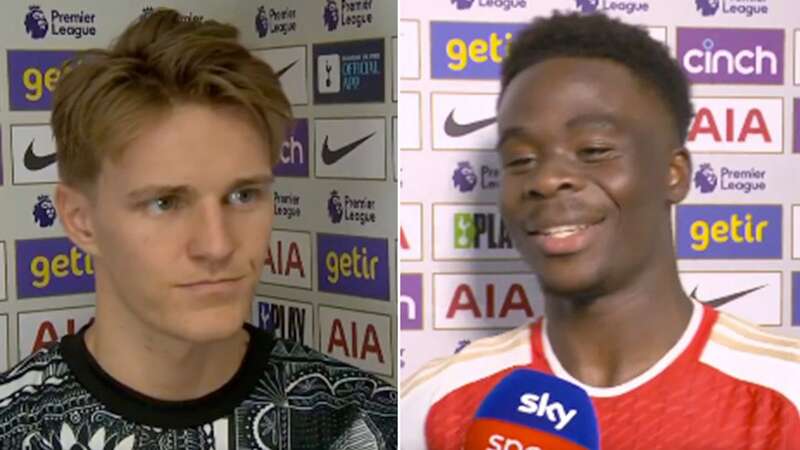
517 392 577 431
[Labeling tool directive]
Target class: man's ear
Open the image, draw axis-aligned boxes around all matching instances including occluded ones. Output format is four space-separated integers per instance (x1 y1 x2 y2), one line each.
54 183 100 256
667 147 691 204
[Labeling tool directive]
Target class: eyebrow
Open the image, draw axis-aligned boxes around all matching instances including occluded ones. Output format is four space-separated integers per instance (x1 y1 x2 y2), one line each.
497 113 623 148
126 174 274 202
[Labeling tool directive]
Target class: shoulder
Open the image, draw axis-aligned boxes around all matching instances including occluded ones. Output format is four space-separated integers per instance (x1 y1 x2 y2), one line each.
0 343 72 417
700 311 800 411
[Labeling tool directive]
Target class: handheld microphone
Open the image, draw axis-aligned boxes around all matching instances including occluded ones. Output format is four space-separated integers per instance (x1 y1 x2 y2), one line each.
464 369 600 450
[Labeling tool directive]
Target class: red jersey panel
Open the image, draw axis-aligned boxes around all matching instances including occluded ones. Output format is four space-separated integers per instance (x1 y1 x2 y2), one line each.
401 302 800 450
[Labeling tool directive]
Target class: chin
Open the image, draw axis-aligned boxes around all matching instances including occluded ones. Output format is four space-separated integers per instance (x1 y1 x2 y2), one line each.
529 257 607 299
169 305 251 344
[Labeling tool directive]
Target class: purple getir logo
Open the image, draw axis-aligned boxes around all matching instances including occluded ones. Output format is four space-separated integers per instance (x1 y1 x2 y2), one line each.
317 233 389 301
401 273 422 330
678 28 784 85
274 118 309 177
16 237 95 299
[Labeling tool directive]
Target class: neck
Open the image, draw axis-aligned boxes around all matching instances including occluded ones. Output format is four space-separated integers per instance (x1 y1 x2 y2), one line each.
542 257 693 388
86 281 249 401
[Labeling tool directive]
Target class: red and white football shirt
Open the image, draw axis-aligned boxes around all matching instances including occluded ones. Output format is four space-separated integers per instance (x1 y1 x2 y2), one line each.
401 301 800 450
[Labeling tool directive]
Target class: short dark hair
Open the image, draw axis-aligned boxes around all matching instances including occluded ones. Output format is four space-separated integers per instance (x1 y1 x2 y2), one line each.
501 12 692 144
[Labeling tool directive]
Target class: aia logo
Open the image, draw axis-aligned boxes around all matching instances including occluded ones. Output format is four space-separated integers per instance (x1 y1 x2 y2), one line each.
328 190 344 223
452 161 478 192
24 5 49 39
695 0 720 16
323 0 339 31
452 0 475 9
255 6 269 37
694 163 718 193
576 0 600 12
33 194 57 228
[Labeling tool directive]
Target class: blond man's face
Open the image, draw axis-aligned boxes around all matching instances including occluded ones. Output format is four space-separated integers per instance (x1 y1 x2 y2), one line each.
76 103 274 343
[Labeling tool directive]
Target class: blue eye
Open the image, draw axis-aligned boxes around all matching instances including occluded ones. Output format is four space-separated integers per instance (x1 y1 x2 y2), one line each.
229 188 262 205
145 196 179 215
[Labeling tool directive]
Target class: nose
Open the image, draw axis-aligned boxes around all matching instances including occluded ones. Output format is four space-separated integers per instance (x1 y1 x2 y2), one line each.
188 200 235 269
523 153 586 199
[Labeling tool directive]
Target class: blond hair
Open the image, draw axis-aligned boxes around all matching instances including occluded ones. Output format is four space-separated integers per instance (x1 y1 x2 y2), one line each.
51 8 292 189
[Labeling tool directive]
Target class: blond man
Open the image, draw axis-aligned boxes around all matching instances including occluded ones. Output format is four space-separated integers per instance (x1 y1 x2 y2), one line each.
0 10 396 450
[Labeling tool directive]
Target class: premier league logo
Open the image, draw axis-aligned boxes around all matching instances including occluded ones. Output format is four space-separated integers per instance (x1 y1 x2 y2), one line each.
694 163 718 193
452 161 478 192
327 190 344 223
575 0 600 12
33 194 57 228
255 6 269 37
452 0 476 9
695 0 720 16
323 0 339 31
24 5 49 39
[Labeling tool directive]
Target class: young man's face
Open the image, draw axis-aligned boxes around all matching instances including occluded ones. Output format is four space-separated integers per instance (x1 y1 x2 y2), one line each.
66 103 274 343
497 57 689 297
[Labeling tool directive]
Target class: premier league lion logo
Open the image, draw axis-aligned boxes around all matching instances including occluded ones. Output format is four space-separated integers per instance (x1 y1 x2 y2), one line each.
255 6 269 38
323 0 339 32
695 0 720 16
451 0 475 10
33 195 57 228
327 190 344 223
575 0 600 13
452 161 478 193
24 5 49 39
694 163 718 193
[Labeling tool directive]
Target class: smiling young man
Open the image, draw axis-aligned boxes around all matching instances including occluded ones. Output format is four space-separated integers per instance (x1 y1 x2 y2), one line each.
0 9 396 450
401 13 800 449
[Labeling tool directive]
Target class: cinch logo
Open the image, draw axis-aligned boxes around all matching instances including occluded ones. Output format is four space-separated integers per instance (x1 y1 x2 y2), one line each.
313 39 384 104
7 50 75 111
274 119 308 177
33 194 57 228
686 97 781 153
273 190 301 220
694 0 769 17
24 5 98 40
18 307 94 357
575 0 650 14
261 230 311 289
434 273 541 329
255 5 297 38
450 0 527 11
676 205 781 259
317 233 389 300
454 212 512 250
255 297 312 346
400 203 423 261
322 0 374 32
678 28 784 84
679 271 781 325
140 6 202 22
320 306 392 375
693 163 767 194
452 161 500 193
792 272 800 326
401 273 423 330
327 190 377 225
16 237 95 299
430 22 524 80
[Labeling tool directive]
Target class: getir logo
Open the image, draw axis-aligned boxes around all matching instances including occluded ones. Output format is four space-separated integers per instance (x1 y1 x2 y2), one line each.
16 237 95 299
320 306 392 376
676 205 781 259
434 273 542 329
18 307 94 358
677 28 783 84
261 230 311 289
792 272 800 326
255 296 313 346
687 97 782 153
430 21 524 79
317 233 389 300
8 50 74 111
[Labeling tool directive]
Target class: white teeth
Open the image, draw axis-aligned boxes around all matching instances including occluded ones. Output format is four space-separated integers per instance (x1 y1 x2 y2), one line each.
539 224 588 237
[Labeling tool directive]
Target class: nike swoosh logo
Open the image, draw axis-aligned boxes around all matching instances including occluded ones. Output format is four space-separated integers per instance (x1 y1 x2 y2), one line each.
321 132 375 165
276 59 298 78
444 110 497 137
689 284 767 308
23 139 56 172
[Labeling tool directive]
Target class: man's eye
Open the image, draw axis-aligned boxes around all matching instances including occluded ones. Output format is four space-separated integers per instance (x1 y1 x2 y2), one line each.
504 156 537 168
229 188 263 205
145 196 179 215
579 147 615 160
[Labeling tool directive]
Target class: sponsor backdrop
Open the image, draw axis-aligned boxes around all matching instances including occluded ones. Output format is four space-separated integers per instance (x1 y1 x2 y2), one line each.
398 0 800 381
0 0 398 384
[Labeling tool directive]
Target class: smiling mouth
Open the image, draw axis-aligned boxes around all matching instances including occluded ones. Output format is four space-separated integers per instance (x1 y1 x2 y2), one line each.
531 224 592 238
526 218 605 255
